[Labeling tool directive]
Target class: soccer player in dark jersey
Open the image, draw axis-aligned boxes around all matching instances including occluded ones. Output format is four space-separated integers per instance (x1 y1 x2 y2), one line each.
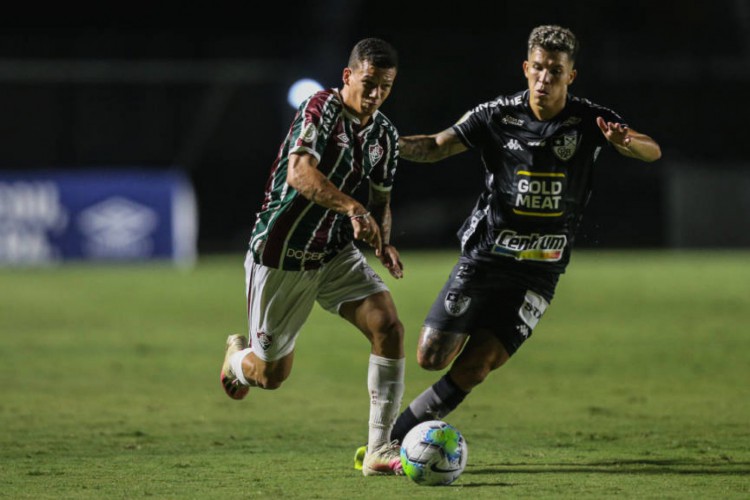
219 38 406 476
355 25 661 462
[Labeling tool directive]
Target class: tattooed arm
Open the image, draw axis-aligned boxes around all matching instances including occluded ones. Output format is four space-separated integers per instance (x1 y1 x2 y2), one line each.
398 127 468 163
368 185 403 279
287 152 381 249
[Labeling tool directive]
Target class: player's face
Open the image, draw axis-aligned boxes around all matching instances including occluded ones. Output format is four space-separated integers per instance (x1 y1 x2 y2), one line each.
341 60 397 124
523 47 577 119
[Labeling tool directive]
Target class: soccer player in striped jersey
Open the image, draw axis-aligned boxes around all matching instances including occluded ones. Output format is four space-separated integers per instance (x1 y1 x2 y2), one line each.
220 38 406 476
356 25 661 463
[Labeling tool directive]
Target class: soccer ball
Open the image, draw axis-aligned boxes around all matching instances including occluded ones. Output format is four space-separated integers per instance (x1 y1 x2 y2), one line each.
400 420 468 486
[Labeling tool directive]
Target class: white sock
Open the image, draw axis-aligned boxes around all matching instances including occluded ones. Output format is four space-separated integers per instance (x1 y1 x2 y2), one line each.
229 348 253 386
367 354 405 452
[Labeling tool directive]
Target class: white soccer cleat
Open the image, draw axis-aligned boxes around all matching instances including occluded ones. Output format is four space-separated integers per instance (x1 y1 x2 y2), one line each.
362 440 404 476
220 334 250 400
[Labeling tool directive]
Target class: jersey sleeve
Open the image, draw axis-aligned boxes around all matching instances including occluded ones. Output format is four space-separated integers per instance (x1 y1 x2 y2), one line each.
288 91 335 162
369 123 399 192
451 101 494 149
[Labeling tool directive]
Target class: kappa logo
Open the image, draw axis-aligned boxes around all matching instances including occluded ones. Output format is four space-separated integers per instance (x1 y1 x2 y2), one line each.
257 331 273 351
552 133 579 161
504 139 523 151
444 291 471 317
368 143 384 165
516 324 530 338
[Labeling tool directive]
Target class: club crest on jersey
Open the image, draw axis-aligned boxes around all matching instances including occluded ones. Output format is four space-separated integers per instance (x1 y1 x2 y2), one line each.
552 133 579 161
368 143 384 165
444 291 471 317
257 331 273 351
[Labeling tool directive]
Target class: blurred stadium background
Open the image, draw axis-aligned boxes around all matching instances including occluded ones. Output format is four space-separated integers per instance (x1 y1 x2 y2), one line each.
3 4 749 497
1 0 748 265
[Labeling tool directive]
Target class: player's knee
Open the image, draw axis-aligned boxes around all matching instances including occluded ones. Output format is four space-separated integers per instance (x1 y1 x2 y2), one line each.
382 310 404 336
386 317 404 342
416 350 453 371
372 314 404 343
369 317 404 360
415 328 464 371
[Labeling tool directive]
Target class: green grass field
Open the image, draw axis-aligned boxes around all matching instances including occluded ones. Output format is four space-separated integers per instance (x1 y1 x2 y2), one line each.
1 250 748 499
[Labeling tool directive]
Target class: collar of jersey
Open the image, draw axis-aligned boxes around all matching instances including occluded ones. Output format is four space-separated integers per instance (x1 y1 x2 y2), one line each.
334 88 379 130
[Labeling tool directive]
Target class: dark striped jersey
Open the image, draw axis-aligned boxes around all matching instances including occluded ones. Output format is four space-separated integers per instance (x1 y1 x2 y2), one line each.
453 89 624 274
249 88 399 270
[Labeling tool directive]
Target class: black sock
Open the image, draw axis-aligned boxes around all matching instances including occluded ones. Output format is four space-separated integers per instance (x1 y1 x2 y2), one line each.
390 374 468 442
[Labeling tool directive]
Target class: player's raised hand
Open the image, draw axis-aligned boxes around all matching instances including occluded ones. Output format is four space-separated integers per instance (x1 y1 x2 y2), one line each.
596 116 631 148
376 243 404 279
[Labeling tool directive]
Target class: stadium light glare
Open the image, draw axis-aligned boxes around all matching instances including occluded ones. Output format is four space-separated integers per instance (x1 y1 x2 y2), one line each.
287 78 324 109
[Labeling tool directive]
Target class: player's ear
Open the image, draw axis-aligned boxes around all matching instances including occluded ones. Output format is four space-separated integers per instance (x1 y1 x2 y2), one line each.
568 68 577 85
342 67 352 86
522 60 529 77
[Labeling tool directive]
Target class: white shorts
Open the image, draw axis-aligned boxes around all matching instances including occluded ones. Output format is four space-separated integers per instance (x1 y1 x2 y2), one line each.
244 242 390 361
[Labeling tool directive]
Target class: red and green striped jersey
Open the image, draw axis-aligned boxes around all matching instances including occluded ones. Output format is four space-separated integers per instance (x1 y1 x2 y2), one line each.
249 88 399 270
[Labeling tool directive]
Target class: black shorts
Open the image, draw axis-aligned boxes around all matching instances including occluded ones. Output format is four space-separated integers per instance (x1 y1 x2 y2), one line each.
423 257 559 356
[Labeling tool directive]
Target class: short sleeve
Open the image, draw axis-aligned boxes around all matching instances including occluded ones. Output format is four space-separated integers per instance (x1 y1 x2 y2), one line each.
452 101 494 149
288 91 336 162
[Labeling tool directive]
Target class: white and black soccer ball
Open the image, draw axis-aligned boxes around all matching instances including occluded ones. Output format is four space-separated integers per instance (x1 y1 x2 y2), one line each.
400 420 468 486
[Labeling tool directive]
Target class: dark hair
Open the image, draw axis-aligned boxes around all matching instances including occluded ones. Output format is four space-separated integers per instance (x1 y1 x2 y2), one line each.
527 25 579 61
348 38 398 70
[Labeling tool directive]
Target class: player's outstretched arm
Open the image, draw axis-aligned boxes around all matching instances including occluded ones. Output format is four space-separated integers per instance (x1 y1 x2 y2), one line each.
398 127 468 163
596 116 662 162
287 152 382 249
287 152 366 215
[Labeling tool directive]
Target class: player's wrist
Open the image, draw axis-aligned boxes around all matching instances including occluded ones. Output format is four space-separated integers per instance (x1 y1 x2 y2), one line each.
614 137 632 152
346 203 369 218
350 212 371 221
